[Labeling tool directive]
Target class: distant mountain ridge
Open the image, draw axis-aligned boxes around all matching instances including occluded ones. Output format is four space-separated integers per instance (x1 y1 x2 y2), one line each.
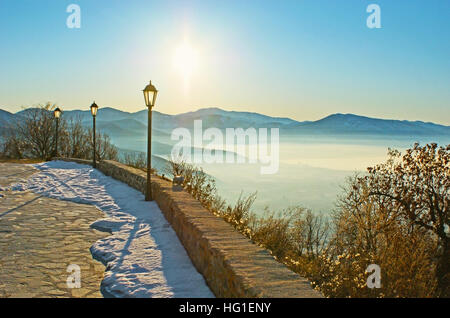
1 107 449 137
286 113 450 136
0 109 16 126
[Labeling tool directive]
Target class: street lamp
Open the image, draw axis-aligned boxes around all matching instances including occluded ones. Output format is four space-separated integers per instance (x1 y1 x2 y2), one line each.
143 80 158 201
90 102 99 168
53 107 62 157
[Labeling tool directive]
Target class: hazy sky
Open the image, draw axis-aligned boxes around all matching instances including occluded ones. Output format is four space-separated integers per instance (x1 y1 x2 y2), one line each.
0 0 449 124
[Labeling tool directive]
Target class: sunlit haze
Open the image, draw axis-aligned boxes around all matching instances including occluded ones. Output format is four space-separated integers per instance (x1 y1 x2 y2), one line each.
0 0 449 124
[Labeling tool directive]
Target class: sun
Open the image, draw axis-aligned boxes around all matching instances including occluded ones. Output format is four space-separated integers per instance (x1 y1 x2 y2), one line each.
173 41 198 81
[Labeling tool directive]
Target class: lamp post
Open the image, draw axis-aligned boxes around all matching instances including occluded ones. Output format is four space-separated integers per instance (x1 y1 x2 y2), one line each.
53 107 62 157
142 81 158 201
90 102 99 168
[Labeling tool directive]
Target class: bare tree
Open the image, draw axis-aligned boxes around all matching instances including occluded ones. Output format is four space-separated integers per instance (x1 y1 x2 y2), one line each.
88 129 118 161
292 210 330 258
338 144 449 297
123 152 144 169
2 103 118 162
61 117 90 158
12 103 59 159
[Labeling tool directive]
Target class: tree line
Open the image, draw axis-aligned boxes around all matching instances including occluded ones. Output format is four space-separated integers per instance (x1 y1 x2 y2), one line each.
0 103 118 161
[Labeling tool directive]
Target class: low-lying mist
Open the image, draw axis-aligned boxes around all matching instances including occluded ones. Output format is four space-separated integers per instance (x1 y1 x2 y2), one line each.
112 133 449 215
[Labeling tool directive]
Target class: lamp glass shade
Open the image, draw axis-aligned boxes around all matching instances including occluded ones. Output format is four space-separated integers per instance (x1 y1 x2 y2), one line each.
90 102 99 117
143 81 158 108
54 108 62 119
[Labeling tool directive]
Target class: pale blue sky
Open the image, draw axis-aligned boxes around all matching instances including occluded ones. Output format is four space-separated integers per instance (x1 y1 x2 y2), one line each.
0 0 449 124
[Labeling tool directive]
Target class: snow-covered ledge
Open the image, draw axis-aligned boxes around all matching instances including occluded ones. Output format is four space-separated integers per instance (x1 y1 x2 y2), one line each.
54 158 322 298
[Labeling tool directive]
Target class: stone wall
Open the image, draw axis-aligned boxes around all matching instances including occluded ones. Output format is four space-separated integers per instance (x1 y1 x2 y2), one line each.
55 158 93 166
54 158 322 298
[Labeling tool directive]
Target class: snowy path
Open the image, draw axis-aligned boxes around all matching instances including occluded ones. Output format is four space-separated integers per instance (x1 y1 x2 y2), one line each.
5 161 214 298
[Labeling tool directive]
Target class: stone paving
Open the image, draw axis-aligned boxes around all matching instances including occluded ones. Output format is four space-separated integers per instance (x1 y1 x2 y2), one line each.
0 163 109 298
0 163 37 188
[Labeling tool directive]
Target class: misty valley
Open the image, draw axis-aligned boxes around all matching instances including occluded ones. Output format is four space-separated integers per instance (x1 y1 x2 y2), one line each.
2 107 448 216
113 132 449 215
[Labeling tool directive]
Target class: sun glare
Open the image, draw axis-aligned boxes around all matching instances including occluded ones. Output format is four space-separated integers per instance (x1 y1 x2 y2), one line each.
173 41 198 83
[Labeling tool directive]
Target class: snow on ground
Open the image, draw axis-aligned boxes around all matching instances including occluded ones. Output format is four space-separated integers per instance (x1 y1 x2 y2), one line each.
2 160 214 298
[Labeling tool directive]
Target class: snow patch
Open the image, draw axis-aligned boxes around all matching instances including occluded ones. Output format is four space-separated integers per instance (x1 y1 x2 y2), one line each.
7 160 213 298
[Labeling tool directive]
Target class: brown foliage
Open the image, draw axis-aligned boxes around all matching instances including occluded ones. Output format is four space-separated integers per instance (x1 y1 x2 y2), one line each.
167 143 448 298
364 144 449 296
325 143 449 297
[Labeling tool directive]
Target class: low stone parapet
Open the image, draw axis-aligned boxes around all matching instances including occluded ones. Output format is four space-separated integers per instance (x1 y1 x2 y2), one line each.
54 158 322 298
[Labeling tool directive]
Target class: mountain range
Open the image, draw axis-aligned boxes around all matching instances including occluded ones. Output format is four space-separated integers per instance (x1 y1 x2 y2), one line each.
1 107 449 138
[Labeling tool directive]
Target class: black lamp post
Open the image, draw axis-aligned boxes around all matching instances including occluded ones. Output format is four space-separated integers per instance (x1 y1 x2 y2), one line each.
90 102 99 168
53 107 62 157
142 81 158 201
